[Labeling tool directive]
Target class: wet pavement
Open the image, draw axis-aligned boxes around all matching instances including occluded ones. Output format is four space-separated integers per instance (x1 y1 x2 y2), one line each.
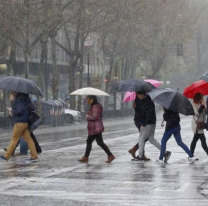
0 112 208 205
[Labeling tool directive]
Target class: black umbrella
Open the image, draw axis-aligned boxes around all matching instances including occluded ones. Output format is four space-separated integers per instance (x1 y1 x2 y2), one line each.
115 79 156 92
148 88 194 115
200 71 208 82
0 76 43 96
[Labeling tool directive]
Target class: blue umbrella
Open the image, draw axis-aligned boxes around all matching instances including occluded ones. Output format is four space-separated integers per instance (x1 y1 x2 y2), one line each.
0 76 43 96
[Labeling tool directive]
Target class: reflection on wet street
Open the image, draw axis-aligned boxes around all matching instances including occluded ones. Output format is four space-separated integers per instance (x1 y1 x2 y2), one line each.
0 113 208 205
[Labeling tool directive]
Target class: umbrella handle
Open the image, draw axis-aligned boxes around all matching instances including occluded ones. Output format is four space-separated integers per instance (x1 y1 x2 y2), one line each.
161 120 165 127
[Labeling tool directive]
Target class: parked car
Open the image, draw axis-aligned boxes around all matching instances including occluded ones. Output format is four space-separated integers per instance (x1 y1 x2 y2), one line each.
64 109 81 124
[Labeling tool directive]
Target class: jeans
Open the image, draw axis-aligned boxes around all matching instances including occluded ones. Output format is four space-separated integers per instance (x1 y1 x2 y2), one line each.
19 137 28 154
84 133 112 158
190 133 208 155
159 126 193 160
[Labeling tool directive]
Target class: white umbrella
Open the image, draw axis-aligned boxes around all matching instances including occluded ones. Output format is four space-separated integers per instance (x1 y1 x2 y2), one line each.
70 87 110 96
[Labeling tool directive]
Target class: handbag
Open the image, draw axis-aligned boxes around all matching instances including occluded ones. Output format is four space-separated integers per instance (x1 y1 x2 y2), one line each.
196 122 207 130
28 111 42 132
193 113 207 130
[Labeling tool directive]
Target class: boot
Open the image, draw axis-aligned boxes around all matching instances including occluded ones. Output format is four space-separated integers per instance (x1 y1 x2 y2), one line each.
106 155 115 163
142 152 150 161
128 146 138 158
78 156 88 162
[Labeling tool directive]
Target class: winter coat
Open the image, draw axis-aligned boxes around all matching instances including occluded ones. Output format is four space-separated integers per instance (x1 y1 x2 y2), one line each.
11 93 32 123
163 110 180 131
192 103 206 134
134 97 142 128
139 95 156 126
87 103 104 135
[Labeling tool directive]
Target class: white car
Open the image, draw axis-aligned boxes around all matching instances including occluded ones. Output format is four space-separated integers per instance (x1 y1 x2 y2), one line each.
64 109 82 124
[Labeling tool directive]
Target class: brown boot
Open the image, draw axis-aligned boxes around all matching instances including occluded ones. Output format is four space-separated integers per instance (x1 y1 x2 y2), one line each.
106 155 115 163
78 156 88 162
142 152 150 161
128 146 138 158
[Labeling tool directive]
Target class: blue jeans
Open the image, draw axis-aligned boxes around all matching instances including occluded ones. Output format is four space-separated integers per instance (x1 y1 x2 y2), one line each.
19 137 28 155
159 126 193 160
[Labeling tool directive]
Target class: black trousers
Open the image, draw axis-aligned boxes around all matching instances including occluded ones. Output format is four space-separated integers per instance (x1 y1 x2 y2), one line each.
30 132 42 153
190 133 208 155
84 133 112 158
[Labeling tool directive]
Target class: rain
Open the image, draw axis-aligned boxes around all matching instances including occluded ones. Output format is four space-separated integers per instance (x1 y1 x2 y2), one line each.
0 0 208 205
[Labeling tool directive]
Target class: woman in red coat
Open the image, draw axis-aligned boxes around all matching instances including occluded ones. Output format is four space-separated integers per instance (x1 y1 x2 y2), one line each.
78 95 115 163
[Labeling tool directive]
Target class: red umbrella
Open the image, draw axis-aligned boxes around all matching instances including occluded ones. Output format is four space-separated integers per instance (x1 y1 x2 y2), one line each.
183 80 208 99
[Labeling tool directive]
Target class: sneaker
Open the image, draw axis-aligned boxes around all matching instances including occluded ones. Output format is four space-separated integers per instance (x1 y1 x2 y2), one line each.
155 159 164 164
26 158 38 163
164 151 171 163
0 155 8 161
188 156 197 164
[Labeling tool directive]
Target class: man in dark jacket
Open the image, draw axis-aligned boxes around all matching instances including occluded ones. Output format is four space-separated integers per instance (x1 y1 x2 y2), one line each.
135 91 163 161
128 96 150 161
0 92 38 162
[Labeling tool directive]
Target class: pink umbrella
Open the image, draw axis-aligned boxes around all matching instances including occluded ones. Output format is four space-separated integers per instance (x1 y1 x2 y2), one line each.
123 91 136 102
123 79 162 102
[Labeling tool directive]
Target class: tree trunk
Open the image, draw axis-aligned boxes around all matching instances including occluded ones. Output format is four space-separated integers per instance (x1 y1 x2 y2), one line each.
8 44 16 76
68 56 77 110
24 51 30 79
100 50 106 107
39 40 45 94
104 55 114 110
51 36 58 100
77 52 84 112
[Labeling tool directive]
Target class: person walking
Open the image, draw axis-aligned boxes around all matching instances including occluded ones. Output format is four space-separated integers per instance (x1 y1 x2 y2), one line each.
4 132 42 156
190 93 208 156
78 95 115 163
3 94 42 156
135 91 171 161
0 91 38 162
157 108 196 163
128 95 150 161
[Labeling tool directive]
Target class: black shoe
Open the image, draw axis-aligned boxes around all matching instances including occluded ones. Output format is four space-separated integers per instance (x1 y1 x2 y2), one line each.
133 156 144 161
164 151 171 163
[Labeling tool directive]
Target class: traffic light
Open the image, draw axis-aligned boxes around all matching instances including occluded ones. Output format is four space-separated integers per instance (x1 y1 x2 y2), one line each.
104 79 108 83
177 44 183 56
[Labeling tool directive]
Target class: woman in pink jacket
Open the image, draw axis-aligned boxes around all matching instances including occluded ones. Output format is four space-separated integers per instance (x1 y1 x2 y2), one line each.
78 95 115 163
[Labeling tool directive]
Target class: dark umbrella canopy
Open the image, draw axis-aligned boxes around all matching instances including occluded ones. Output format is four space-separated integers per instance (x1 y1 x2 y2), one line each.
115 79 156 92
200 71 208 82
148 88 194 116
0 76 43 96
